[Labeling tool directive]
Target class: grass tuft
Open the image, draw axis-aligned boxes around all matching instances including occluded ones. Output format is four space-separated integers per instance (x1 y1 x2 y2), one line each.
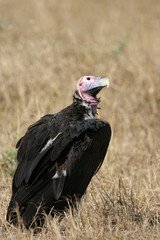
1 148 17 176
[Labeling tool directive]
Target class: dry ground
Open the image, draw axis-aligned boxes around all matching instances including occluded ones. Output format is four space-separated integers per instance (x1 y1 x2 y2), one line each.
0 0 160 239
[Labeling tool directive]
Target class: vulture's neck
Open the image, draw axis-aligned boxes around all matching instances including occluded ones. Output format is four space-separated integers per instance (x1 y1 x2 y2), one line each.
73 91 97 120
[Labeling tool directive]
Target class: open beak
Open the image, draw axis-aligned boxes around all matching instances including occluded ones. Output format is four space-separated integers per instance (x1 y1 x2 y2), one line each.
85 76 109 92
84 76 110 97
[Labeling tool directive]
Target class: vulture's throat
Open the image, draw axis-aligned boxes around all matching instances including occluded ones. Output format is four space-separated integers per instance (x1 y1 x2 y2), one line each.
73 91 97 117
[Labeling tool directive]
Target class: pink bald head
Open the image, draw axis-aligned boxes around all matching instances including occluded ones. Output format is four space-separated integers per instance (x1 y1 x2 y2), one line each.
77 75 109 115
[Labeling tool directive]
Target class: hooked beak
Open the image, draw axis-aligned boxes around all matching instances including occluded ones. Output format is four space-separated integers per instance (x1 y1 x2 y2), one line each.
83 76 110 101
97 76 110 88
84 76 110 95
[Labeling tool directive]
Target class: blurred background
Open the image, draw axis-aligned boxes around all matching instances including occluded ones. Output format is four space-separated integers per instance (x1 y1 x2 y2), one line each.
0 0 160 238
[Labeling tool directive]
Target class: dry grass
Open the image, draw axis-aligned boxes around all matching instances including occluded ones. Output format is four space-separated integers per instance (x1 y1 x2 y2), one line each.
0 0 160 239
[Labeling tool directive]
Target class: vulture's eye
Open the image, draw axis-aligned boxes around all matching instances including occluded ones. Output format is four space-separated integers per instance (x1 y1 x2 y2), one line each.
86 77 90 80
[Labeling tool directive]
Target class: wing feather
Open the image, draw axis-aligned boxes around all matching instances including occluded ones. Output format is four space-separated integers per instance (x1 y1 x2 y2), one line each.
14 118 110 192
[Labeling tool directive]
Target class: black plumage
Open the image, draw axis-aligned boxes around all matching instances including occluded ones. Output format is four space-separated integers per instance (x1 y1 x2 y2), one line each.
7 86 111 228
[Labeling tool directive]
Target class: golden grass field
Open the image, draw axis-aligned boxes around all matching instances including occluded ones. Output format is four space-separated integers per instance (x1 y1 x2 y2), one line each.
0 0 160 239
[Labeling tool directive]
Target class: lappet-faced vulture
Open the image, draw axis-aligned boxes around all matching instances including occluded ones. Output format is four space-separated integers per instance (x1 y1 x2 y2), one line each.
7 76 111 228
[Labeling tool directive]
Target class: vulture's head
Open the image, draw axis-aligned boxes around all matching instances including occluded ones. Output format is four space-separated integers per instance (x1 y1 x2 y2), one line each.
77 76 109 115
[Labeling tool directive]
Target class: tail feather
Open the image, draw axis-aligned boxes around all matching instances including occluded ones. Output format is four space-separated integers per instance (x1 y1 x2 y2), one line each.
7 181 58 227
